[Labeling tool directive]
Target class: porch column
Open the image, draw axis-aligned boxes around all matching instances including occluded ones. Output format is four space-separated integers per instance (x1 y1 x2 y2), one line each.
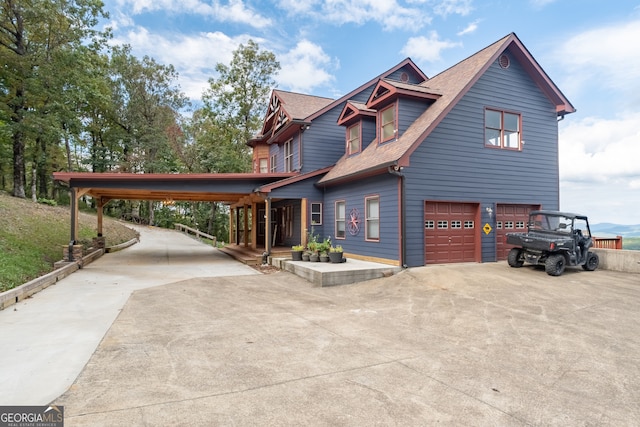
229 208 234 244
243 205 249 248
301 198 308 247
64 187 82 262
251 201 258 250
265 197 272 255
96 197 104 237
92 197 106 250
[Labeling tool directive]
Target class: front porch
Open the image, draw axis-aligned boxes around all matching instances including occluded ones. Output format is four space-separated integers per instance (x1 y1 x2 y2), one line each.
219 243 401 286
219 244 292 265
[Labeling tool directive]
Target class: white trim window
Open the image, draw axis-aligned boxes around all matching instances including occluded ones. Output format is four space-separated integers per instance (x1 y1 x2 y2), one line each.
284 139 293 172
335 201 346 239
365 196 380 241
311 202 322 225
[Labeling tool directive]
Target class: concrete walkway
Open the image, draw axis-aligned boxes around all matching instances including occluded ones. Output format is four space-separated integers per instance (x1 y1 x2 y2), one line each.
0 225 259 405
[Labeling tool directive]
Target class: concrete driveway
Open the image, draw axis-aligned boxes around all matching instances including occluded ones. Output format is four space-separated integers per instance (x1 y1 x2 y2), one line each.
0 225 259 406
51 256 640 425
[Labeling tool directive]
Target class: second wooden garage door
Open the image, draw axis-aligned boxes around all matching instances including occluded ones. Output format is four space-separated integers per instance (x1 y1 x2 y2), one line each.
425 202 478 264
495 204 540 260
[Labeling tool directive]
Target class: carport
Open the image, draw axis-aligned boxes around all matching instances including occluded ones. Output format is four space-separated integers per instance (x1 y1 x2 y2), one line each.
52 172 296 261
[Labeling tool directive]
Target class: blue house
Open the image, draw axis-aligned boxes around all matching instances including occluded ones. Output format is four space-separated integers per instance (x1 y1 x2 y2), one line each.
242 32 574 267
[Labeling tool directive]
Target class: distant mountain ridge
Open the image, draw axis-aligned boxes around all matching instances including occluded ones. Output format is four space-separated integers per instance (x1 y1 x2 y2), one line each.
591 223 640 238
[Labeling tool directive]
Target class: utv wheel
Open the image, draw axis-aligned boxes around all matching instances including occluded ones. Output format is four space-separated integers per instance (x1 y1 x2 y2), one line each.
545 254 566 276
507 248 524 268
582 252 599 271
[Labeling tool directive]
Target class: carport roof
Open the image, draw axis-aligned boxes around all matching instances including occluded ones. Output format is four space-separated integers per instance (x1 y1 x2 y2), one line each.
53 172 297 204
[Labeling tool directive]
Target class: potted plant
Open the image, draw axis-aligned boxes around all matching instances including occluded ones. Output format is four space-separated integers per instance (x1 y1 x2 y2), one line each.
329 245 344 263
307 241 319 262
319 238 331 262
291 245 304 261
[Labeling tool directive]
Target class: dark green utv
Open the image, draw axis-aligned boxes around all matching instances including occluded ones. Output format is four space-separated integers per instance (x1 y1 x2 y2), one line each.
506 210 599 276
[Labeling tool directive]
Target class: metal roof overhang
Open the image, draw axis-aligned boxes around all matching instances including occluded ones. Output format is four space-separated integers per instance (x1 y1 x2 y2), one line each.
53 172 298 204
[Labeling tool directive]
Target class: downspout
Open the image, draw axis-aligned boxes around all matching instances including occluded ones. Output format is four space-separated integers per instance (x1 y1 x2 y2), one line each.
388 165 407 268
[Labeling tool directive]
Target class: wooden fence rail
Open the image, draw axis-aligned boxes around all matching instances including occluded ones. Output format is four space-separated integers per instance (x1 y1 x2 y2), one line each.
593 236 623 250
174 223 217 246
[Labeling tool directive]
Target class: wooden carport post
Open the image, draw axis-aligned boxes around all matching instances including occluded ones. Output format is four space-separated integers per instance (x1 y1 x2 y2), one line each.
64 187 83 262
265 197 272 256
243 205 249 248
92 197 108 250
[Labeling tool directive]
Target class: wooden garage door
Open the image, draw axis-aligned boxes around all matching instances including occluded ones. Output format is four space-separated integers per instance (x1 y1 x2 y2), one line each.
495 204 540 260
425 202 478 264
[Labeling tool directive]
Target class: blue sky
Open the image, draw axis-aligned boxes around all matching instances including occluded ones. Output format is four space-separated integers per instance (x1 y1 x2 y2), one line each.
103 0 640 224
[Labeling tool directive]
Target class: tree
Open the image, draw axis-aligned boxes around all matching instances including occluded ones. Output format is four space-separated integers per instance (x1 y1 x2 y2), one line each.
0 0 109 197
108 45 188 174
190 40 279 238
198 39 279 173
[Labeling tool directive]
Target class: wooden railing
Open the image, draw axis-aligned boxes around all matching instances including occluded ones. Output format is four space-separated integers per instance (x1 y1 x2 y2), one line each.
174 223 217 246
593 236 623 250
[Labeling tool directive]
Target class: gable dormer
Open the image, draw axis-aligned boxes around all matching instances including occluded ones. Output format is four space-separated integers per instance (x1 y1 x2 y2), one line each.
365 79 442 144
337 101 377 156
366 79 441 110
337 101 376 126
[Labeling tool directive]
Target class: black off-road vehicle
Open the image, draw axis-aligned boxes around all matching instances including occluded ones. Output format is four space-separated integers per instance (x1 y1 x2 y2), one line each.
506 210 599 276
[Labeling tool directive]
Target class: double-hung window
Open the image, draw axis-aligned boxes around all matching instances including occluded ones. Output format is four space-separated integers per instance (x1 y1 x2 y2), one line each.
485 109 521 150
270 154 277 173
284 139 293 172
311 202 322 225
365 196 380 241
335 201 346 239
259 158 268 173
380 104 396 142
347 123 361 155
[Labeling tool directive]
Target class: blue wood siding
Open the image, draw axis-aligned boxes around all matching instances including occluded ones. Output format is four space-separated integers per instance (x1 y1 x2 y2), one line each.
323 174 400 262
301 107 345 172
269 144 279 171
361 118 376 151
301 89 374 173
398 98 431 136
403 53 560 266
387 65 425 84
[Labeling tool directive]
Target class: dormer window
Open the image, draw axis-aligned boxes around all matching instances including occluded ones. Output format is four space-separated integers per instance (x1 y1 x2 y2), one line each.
380 104 396 142
347 123 361 155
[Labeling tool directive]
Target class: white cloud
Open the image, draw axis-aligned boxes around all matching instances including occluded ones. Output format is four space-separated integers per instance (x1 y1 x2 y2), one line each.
400 32 461 62
559 112 640 184
432 0 473 17
554 19 640 109
277 40 337 93
275 0 432 32
456 20 479 36
111 27 258 99
114 0 272 28
559 112 640 224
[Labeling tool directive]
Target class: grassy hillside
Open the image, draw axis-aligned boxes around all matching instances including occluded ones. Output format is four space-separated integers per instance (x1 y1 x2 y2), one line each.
0 191 139 292
624 237 640 251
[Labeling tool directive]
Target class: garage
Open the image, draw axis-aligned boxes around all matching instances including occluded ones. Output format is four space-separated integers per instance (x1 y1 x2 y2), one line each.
424 202 479 264
495 204 540 260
